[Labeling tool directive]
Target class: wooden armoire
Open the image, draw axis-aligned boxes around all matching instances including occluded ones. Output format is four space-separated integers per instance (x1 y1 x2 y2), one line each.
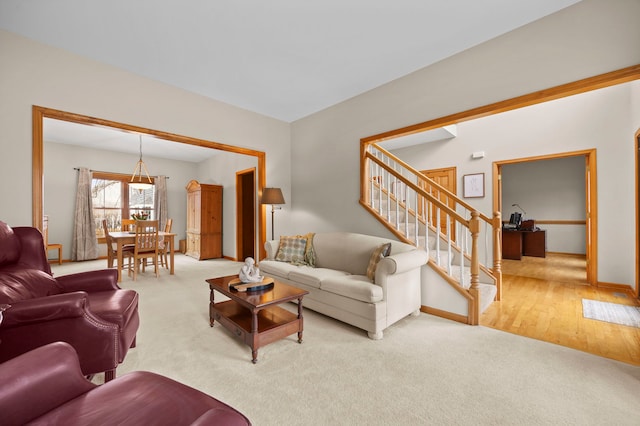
185 180 223 260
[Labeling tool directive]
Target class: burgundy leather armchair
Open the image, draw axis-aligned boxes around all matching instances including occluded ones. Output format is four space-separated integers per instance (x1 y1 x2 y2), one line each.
0 342 251 426
0 220 139 382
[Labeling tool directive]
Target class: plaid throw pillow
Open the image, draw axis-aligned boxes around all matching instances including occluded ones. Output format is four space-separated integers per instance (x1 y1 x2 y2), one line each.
366 243 392 281
275 235 308 265
302 232 316 267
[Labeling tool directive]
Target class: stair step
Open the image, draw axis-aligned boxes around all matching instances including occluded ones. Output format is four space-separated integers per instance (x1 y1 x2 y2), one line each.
478 283 498 314
429 249 452 267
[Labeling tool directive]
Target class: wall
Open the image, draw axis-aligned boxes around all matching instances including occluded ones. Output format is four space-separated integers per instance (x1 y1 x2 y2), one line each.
290 0 640 288
502 157 586 254
390 80 636 256
0 29 291 260
197 151 259 257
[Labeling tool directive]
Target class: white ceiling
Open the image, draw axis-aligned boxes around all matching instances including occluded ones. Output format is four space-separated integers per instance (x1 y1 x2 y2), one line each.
44 119 219 163
0 0 581 123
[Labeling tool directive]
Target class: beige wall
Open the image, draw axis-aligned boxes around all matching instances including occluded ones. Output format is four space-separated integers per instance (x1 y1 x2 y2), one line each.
0 29 291 260
289 0 640 288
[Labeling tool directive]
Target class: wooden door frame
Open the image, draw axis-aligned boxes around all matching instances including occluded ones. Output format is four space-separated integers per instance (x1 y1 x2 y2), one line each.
362 65 640 289
493 149 597 285
420 166 457 239
32 106 269 260
636 128 640 298
236 167 256 261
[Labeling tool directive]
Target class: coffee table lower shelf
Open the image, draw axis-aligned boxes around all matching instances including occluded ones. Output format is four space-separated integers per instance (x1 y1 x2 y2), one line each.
211 300 303 363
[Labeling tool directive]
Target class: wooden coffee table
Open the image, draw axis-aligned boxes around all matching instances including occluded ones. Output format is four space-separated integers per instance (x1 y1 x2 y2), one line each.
206 275 309 363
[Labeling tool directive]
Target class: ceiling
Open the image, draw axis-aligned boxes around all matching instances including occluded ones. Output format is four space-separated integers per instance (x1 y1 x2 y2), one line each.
44 118 220 163
43 117 458 162
1 1 581 123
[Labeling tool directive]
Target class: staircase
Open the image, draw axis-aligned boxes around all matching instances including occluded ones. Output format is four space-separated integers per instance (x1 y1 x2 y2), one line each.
360 142 502 324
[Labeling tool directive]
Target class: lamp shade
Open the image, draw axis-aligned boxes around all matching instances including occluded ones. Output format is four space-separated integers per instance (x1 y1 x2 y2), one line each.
262 188 285 205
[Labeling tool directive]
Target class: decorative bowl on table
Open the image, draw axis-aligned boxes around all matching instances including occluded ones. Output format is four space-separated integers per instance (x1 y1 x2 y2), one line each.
131 212 150 220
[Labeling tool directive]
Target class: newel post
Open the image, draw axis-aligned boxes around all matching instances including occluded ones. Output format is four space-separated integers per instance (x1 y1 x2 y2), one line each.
469 211 480 325
360 142 371 206
492 211 503 301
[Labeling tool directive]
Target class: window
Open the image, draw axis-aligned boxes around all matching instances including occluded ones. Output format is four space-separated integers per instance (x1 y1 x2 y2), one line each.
92 172 155 237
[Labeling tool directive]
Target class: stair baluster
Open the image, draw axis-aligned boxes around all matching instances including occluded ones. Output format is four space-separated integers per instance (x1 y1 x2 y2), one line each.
360 142 501 325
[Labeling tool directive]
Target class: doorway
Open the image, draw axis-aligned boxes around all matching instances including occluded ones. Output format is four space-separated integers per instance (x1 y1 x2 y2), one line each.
493 149 597 285
420 167 457 239
236 168 256 261
32 106 269 260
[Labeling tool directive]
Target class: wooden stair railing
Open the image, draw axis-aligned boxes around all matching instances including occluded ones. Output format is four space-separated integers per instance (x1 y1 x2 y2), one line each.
360 142 502 324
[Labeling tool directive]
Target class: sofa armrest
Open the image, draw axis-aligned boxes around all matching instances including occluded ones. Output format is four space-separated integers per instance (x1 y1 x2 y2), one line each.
0 342 96 425
0 292 90 327
264 240 279 260
56 269 119 293
376 249 428 278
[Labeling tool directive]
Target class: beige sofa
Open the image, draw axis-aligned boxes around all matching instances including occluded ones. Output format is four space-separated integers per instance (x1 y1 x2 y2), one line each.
259 232 428 339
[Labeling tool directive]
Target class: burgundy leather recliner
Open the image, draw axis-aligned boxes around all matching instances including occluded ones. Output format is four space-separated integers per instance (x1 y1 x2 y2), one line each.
0 220 139 382
0 342 251 426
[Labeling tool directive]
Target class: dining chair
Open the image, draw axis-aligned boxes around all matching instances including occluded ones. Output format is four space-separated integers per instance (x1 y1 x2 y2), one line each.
102 220 134 269
158 218 173 269
128 220 159 280
121 219 136 232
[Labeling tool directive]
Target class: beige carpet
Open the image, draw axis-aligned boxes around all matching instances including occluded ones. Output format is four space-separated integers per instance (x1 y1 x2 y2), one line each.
53 256 640 425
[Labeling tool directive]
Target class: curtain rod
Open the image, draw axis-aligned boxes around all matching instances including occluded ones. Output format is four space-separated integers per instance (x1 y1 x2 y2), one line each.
73 167 170 179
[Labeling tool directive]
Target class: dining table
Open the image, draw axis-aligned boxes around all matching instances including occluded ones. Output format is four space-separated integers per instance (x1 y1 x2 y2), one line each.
109 231 177 282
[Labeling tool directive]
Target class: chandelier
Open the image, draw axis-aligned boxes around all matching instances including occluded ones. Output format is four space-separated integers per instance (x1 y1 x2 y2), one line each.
130 135 153 191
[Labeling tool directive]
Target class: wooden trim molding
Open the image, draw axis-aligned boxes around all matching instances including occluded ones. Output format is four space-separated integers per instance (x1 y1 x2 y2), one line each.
636 127 640 298
359 66 640 293
535 220 586 225
362 64 640 144
494 149 598 286
32 106 269 260
421 306 468 324
596 281 635 292
501 220 587 225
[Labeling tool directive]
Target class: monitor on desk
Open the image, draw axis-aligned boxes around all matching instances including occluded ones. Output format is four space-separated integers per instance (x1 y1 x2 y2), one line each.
509 212 522 226
504 212 521 230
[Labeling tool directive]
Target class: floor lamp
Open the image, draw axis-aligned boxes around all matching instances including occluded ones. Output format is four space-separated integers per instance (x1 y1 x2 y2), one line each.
262 188 285 241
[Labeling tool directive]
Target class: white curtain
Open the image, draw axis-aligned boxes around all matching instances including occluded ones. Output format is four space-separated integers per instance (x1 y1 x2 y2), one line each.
154 175 168 230
71 167 98 260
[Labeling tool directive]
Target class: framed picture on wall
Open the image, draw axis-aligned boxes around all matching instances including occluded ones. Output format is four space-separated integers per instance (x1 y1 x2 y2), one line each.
463 173 485 198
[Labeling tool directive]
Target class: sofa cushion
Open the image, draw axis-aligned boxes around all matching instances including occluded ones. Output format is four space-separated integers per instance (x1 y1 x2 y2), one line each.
320 275 383 303
258 260 300 280
275 235 308 265
0 221 20 267
0 268 61 304
366 243 391 280
288 267 350 289
313 232 401 276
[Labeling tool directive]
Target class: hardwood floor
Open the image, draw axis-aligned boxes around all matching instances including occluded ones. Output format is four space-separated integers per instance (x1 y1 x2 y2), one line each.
480 253 640 366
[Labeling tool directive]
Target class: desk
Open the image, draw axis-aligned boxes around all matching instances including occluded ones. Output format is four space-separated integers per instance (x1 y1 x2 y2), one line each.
502 229 546 260
110 231 176 282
